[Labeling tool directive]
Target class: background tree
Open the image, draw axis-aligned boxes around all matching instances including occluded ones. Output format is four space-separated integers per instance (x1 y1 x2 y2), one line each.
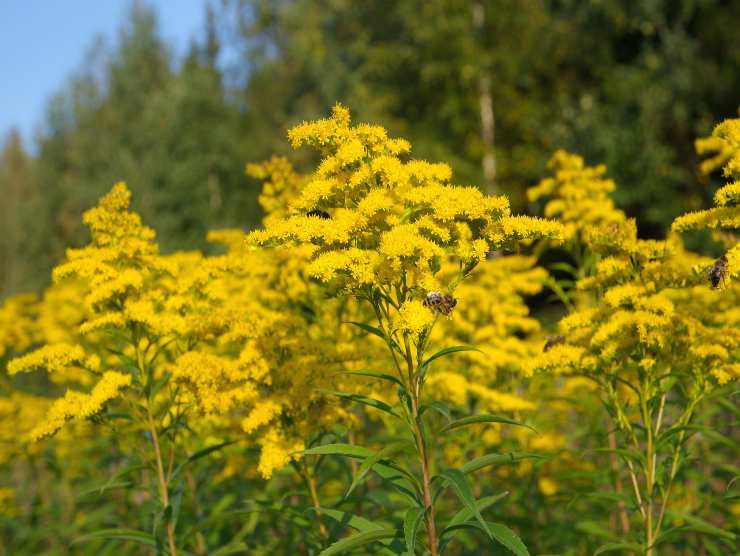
2 0 740 298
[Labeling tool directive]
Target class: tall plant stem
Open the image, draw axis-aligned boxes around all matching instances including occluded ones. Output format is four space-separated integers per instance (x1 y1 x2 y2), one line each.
411 389 438 556
147 406 177 556
640 391 655 556
606 416 630 534
184 469 208 554
305 465 327 538
370 291 438 555
403 334 438 556
135 333 177 556
654 395 699 540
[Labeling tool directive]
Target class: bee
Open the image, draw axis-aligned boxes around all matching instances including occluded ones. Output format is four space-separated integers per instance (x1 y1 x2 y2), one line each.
543 334 565 352
306 209 331 219
423 291 457 315
708 254 728 289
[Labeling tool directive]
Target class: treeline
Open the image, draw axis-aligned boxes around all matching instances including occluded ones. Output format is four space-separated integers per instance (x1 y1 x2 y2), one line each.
2 0 739 298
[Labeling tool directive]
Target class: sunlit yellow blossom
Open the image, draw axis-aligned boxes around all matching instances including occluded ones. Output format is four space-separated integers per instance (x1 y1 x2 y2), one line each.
8 343 88 375
256 429 304 479
0 293 37 357
714 181 740 207
251 105 561 293
538 477 559 496
394 300 435 336
241 400 283 434
522 345 587 376
673 118 740 253
527 150 624 242
172 351 257 414
712 363 740 384
31 371 132 440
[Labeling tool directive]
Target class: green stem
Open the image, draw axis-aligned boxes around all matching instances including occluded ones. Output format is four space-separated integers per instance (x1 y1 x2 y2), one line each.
653 395 700 541
137 337 177 556
305 463 327 538
403 333 438 556
641 391 654 556
147 405 177 556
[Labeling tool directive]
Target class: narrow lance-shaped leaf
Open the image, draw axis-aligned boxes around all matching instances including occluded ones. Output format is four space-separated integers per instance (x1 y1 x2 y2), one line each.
403 506 424 556
422 345 482 368
440 522 530 556
320 390 401 419
346 321 402 353
345 441 414 499
593 542 644 555
172 440 236 481
341 369 404 387
72 528 157 547
487 523 530 556
442 492 509 533
460 453 544 475
318 528 399 556
303 443 374 458
314 508 387 532
440 414 538 435
437 468 492 540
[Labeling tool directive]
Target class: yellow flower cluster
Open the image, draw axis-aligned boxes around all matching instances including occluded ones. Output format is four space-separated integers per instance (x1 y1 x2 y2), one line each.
527 150 624 243
0 293 36 358
673 117 740 283
435 255 547 380
527 143 739 387
251 104 562 294
7 342 90 375
31 371 132 440
394 299 436 336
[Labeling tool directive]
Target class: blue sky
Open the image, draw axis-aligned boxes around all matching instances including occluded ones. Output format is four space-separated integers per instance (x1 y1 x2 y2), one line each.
0 1 207 148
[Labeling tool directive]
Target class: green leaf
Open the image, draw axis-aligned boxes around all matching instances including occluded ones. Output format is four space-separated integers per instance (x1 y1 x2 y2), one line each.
345 441 413 498
321 390 401 419
76 464 146 498
582 491 634 506
315 509 400 556
346 321 387 341
588 448 646 468
103 464 147 495
303 443 374 458
370 463 422 504
487 523 529 556
440 522 529 556
575 520 620 542
77 481 134 499
422 345 481 368
443 492 509 533
437 468 491 540
210 542 250 556
440 414 537 435
171 440 236 481
656 424 712 447
700 428 740 451
403 507 424 556
420 400 451 420
593 542 643 555
346 321 401 353
549 262 577 274
71 528 157 547
302 443 420 500
342 369 404 387
319 528 399 556
460 453 543 475
314 508 386 532
148 371 170 400
660 512 736 541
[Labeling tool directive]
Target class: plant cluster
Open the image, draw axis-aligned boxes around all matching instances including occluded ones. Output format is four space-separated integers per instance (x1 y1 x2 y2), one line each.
0 109 738 556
